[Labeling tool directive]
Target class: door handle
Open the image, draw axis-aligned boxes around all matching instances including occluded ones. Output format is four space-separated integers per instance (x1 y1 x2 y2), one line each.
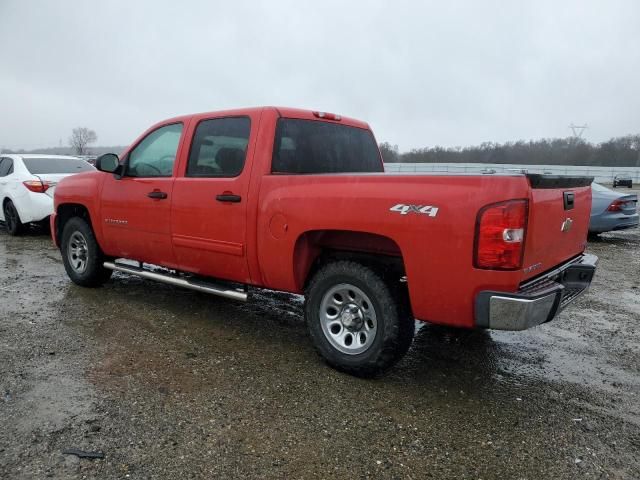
147 191 168 199
216 194 241 203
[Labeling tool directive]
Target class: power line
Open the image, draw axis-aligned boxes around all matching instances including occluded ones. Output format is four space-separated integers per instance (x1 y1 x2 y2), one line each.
569 123 588 139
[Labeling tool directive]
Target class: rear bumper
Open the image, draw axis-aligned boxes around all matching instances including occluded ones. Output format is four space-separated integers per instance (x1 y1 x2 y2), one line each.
589 213 639 233
475 253 598 331
19 191 54 223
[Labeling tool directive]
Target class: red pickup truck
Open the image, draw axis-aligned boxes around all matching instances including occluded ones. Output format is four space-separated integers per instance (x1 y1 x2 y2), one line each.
51 107 597 376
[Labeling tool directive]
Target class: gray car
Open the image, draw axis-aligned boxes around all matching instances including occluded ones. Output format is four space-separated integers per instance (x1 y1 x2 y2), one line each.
589 183 638 234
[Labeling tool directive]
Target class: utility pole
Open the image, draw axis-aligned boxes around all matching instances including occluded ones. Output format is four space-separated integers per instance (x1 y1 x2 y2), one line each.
569 123 587 139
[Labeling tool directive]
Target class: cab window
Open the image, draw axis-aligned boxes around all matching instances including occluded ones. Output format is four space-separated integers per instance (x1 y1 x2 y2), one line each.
186 117 250 177
127 123 183 177
271 119 383 174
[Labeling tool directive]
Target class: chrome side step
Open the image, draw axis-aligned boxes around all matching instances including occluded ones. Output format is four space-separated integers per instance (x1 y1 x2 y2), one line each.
103 261 247 302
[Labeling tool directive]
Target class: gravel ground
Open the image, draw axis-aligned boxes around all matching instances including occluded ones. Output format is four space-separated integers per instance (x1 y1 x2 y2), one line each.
0 222 639 479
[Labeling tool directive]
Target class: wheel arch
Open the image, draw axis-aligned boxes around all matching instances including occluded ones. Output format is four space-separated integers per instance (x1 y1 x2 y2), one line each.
292 229 407 291
55 203 95 246
2 195 25 222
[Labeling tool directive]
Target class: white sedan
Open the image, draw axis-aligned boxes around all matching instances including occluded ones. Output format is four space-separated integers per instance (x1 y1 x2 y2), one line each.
0 154 95 235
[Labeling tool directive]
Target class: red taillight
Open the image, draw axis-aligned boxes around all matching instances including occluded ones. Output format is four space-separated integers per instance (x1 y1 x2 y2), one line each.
23 180 50 193
312 111 342 121
607 200 625 212
474 199 528 270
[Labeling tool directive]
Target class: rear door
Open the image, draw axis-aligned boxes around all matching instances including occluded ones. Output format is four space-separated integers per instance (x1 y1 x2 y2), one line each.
100 122 185 267
520 175 593 281
170 114 256 283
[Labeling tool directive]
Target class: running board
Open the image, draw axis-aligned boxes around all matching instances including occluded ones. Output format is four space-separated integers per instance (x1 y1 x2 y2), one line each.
103 261 247 302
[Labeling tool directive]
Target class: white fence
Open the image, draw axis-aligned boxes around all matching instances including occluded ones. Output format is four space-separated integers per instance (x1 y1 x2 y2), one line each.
384 162 640 184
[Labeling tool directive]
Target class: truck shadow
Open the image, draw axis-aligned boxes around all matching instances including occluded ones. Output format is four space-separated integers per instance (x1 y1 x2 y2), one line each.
61 274 511 392
397 324 503 384
0 221 51 237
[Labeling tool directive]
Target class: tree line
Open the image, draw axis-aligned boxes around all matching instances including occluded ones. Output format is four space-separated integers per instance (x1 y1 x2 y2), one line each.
380 134 640 167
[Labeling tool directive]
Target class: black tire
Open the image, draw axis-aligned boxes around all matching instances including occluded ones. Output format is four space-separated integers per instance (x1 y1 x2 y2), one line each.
37 217 51 234
60 217 112 287
304 261 414 377
3 200 25 236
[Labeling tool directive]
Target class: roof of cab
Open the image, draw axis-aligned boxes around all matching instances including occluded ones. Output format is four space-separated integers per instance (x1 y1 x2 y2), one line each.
157 106 370 130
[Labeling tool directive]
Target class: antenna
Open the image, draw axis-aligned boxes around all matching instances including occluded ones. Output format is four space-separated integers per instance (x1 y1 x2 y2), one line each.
569 123 587 139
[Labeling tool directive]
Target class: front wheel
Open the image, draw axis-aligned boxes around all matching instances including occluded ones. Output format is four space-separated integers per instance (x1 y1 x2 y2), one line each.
304 261 414 377
60 217 112 287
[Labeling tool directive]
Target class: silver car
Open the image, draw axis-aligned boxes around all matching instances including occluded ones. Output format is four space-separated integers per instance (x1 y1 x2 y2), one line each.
589 183 638 234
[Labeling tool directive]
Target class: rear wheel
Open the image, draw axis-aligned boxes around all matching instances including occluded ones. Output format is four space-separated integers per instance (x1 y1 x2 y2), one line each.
304 261 414 377
61 217 112 287
3 200 25 236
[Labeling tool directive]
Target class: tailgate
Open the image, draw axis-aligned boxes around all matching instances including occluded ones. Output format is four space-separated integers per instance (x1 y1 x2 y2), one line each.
520 174 593 282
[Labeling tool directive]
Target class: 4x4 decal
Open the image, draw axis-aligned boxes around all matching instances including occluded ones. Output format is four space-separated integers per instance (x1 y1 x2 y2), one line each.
390 204 439 217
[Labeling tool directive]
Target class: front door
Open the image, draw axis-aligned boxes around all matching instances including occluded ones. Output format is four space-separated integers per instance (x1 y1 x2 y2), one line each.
100 122 185 268
171 115 254 283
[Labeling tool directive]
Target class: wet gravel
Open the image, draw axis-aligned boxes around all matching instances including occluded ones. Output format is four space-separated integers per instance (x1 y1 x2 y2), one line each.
1 224 639 479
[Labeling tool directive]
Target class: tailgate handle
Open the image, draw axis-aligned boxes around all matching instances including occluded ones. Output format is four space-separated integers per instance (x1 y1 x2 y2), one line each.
563 192 575 210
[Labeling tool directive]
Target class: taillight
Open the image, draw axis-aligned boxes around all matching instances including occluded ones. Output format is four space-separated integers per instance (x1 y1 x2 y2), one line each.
607 200 625 212
474 199 528 270
23 180 50 193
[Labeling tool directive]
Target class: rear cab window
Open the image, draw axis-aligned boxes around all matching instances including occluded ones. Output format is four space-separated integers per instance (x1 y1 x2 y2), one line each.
271 119 383 174
22 157 94 174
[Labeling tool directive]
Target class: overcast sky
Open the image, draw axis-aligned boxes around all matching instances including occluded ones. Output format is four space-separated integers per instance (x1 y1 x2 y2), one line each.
1 0 638 151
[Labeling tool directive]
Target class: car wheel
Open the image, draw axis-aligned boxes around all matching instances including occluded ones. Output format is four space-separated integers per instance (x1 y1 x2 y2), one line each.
61 217 112 287
304 261 414 377
3 200 25 236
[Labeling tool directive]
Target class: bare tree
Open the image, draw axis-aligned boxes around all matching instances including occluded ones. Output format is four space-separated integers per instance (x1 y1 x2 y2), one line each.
69 127 97 155
379 141 400 163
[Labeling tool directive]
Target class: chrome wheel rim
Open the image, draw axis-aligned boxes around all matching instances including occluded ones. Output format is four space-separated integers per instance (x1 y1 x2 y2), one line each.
319 283 377 355
67 231 89 273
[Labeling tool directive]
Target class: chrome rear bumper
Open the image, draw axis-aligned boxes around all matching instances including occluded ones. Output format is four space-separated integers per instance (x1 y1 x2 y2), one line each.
475 253 598 331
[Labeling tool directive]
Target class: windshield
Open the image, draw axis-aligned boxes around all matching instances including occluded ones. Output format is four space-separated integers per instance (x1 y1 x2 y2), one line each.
591 182 611 192
272 119 383 174
22 157 95 174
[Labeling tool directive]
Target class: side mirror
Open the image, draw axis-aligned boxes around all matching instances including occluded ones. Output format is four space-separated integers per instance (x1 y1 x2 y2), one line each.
96 153 120 173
